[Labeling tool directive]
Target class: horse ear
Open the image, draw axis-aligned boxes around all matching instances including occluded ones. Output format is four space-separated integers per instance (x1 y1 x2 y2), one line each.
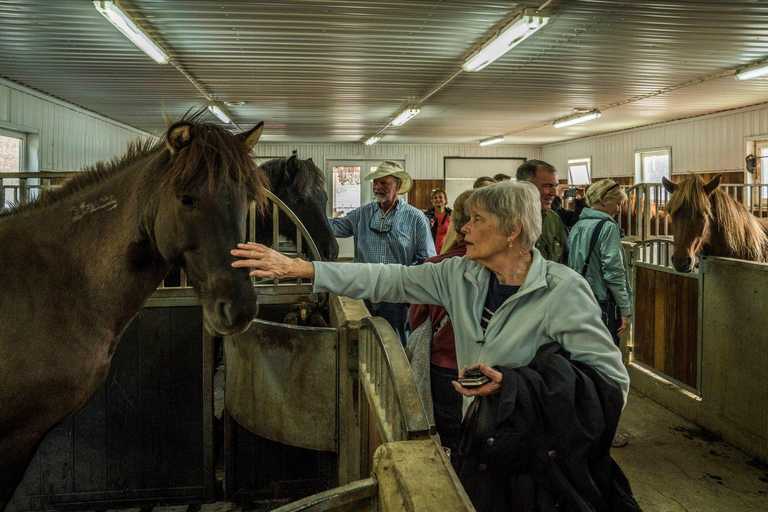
703 174 722 195
239 122 264 151
286 154 298 176
662 176 677 194
166 121 194 154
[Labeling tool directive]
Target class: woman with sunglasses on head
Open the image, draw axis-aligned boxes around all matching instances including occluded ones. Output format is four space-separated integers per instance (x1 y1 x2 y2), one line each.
424 188 452 253
232 180 635 510
568 179 633 448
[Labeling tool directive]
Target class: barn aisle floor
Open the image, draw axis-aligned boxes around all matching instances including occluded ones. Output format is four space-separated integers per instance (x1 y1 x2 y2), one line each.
105 390 768 512
613 390 768 511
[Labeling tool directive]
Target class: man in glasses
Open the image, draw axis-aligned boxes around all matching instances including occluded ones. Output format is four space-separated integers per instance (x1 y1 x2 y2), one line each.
329 161 435 345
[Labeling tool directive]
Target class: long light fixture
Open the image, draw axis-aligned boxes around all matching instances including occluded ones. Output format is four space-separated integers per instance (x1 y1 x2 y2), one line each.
391 107 421 126
364 136 381 145
736 61 768 81
208 103 233 125
463 10 549 72
93 1 169 64
479 135 505 146
553 110 602 129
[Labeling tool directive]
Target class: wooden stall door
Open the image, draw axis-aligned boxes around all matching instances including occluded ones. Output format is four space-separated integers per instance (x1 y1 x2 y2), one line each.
8 306 213 512
633 267 699 389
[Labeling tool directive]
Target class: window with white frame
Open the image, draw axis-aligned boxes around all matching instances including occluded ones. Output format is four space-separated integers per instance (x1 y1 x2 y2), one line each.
635 148 670 184
0 129 25 209
567 157 591 185
635 148 671 203
757 142 768 200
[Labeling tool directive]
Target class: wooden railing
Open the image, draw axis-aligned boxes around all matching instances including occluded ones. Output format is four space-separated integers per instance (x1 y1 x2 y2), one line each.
358 316 431 444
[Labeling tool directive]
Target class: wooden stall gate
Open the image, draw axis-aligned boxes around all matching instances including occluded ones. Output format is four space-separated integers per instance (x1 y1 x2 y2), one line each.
629 239 701 392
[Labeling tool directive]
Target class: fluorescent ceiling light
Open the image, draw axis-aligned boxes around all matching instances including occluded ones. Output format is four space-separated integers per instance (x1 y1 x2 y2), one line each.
736 61 768 81
391 107 421 126
463 10 549 72
553 110 602 128
208 103 233 124
479 136 505 146
364 136 381 145
93 1 169 64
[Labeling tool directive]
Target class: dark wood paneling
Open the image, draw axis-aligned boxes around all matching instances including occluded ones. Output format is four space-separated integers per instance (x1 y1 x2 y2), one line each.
634 267 698 388
8 306 212 511
225 417 332 503
410 179 445 211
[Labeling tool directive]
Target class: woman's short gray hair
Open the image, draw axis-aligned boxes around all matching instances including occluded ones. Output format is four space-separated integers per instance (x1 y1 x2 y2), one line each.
465 181 542 251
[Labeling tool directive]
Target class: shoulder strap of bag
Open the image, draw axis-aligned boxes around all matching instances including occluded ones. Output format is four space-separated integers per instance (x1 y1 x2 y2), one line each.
580 218 610 277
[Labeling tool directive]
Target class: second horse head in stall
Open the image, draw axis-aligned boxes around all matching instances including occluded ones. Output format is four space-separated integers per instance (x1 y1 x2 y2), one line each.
258 154 339 262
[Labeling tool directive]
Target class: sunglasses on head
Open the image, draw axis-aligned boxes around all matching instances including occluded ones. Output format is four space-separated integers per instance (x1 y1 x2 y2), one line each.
601 182 620 199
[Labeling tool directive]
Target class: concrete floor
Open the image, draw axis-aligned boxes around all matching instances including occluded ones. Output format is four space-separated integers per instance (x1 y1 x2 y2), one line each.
613 391 768 511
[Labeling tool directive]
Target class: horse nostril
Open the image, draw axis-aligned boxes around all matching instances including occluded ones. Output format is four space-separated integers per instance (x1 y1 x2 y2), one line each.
216 299 235 327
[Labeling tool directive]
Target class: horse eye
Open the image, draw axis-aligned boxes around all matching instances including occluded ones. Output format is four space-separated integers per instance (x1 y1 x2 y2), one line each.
181 196 197 208
295 197 305 205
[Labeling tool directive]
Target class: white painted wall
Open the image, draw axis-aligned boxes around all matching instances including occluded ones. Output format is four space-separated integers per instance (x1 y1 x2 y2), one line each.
254 143 541 181
541 102 768 179
0 78 151 172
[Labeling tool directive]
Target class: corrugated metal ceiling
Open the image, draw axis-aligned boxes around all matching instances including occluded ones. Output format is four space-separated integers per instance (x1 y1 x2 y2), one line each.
2 0 768 144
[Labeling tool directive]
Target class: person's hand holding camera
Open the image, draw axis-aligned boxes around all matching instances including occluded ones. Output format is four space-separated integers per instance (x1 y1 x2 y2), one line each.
453 364 502 397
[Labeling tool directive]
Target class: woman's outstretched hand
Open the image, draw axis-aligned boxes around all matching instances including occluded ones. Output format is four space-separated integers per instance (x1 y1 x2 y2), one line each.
452 364 503 397
231 242 315 279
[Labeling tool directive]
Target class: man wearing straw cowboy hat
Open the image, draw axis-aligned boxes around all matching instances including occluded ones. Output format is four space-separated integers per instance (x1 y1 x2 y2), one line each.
329 160 435 345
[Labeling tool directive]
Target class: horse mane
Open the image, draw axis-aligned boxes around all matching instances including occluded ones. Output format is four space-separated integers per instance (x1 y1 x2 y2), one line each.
260 155 325 192
1 113 269 218
667 175 768 261
711 188 768 262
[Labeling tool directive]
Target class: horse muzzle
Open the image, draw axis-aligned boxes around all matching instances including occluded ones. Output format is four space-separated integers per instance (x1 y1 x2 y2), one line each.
202 290 258 336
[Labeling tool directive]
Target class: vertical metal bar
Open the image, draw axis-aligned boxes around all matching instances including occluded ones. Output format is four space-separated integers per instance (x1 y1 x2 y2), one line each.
272 202 280 286
635 186 643 240
643 184 651 242
249 201 257 243
653 185 660 237
626 187 633 237
295 227 303 285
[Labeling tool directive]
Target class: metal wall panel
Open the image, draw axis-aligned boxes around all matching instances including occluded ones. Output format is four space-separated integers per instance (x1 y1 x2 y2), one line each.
541 102 768 180
255 143 540 180
0 80 151 172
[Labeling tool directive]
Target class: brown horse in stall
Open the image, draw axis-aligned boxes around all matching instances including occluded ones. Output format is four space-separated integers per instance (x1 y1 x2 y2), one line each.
662 174 768 272
0 116 268 509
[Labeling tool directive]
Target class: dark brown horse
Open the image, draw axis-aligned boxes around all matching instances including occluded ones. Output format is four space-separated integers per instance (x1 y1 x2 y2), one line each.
662 174 768 272
259 155 339 261
0 116 268 509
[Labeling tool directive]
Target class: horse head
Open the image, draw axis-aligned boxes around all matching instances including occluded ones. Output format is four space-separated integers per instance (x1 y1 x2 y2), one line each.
265 155 339 261
153 120 268 335
663 174 721 272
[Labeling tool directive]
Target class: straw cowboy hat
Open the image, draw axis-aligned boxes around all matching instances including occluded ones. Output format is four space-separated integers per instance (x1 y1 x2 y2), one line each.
366 161 413 194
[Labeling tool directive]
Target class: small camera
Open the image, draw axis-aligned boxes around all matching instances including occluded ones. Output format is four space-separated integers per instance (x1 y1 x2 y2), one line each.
457 368 491 388
564 187 579 198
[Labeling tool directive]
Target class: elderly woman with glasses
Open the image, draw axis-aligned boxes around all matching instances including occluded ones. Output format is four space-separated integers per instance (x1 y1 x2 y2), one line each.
231 181 632 510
